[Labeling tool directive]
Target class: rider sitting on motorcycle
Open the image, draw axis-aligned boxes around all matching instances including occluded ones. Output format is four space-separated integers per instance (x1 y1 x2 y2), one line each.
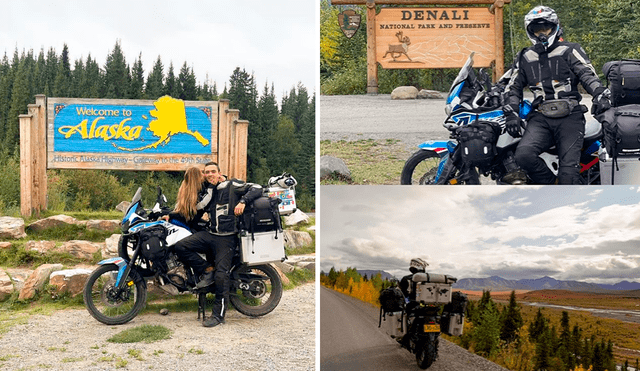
502 6 611 184
166 166 213 232
173 161 263 328
399 258 428 303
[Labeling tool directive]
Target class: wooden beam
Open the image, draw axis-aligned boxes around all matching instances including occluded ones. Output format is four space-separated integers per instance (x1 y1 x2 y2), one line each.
35 95 47 213
492 0 505 80
366 0 378 94
217 100 230 176
19 114 34 217
224 109 240 178
235 120 249 181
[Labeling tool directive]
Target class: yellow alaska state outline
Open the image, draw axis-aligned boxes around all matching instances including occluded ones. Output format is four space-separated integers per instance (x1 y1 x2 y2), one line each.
114 95 210 151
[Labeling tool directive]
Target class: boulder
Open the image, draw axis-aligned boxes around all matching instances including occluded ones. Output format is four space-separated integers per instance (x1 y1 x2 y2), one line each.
18 264 63 300
0 217 27 239
103 234 121 257
4 268 33 292
0 270 13 301
0 241 12 249
417 89 445 99
85 219 120 231
287 254 316 274
49 268 93 297
116 201 131 213
283 209 310 226
391 86 419 100
271 264 290 286
60 240 104 260
274 261 296 274
283 230 313 250
320 156 351 180
25 240 57 253
28 215 78 232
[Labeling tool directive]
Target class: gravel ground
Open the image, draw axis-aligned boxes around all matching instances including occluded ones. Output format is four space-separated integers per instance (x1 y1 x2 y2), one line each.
0 283 315 371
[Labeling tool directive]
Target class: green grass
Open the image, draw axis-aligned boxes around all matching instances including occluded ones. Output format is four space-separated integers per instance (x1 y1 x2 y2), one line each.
320 139 407 185
284 268 315 289
107 325 172 344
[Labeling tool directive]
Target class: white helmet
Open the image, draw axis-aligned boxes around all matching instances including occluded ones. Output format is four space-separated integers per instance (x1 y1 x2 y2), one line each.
409 258 428 273
524 6 562 48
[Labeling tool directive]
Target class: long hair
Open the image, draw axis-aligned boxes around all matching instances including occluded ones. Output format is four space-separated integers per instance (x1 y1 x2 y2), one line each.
174 167 204 221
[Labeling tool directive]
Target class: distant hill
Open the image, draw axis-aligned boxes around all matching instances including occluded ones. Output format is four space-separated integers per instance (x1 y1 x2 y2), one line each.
454 275 638 292
357 270 395 281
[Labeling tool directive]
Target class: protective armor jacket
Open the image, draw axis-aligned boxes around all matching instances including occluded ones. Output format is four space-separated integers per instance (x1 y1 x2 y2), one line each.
503 41 603 114
205 179 262 236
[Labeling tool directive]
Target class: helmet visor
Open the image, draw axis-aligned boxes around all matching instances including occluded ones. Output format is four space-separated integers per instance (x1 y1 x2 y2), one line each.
528 21 555 36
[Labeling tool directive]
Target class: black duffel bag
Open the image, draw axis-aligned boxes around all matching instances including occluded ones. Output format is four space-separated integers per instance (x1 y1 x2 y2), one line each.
603 60 640 107
598 104 640 156
457 121 499 168
241 196 282 234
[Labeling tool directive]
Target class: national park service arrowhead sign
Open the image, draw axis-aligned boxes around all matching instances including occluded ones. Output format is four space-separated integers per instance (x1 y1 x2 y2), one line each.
338 9 361 38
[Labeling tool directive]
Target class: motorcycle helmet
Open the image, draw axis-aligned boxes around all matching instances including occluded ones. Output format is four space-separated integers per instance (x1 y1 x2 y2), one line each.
409 258 428 274
524 6 562 49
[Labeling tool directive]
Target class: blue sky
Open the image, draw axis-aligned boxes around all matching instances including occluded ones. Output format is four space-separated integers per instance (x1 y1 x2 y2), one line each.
0 1 317 103
320 186 640 284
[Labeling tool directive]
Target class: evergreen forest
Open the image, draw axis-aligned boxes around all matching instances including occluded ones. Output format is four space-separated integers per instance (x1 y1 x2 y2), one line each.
0 41 315 214
321 0 637 94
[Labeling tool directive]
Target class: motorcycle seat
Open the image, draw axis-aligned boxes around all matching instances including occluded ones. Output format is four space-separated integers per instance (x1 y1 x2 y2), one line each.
412 273 457 284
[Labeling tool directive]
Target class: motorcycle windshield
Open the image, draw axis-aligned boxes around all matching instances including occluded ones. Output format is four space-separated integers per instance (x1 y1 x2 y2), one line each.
448 53 474 97
121 187 144 230
445 53 475 115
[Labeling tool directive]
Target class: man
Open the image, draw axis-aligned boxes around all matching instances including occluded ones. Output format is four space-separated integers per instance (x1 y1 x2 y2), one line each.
503 6 611 184
173 161 263 327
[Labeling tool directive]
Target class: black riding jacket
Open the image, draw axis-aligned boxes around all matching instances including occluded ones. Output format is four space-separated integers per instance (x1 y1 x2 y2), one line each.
503 41 604 114
205 179 262 236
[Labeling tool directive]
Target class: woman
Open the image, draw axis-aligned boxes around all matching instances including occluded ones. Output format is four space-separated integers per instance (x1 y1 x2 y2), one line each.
166 166 212 231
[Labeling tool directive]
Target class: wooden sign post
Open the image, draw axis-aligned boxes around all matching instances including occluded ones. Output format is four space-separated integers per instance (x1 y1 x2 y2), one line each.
19 95 249 217
332 0 510 94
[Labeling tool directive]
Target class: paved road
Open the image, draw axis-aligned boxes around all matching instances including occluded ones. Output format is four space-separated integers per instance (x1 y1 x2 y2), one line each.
320 94 449 151
320 287 510 371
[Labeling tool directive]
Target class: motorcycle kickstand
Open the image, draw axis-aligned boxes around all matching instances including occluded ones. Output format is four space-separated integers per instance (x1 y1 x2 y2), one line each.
197 292 207 321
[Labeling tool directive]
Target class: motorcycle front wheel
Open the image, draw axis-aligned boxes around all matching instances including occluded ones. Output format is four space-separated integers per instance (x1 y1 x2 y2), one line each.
83 264 147 325
400 150 442 185
230 264 283 317
416 333 439 369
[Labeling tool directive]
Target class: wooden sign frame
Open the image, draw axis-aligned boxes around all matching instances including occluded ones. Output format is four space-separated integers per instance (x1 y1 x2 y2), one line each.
331 0 511 93
20 95 249 216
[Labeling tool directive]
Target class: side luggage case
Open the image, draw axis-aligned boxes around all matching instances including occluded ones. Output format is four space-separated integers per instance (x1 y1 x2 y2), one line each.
597 104 640 184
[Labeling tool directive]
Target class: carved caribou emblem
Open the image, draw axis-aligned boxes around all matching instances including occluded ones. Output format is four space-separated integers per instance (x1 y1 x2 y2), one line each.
338 10 361 39
383 31 412 61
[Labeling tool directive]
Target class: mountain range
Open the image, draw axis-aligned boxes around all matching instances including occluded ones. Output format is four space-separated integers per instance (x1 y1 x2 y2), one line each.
356 270 395 281
453 276 640 292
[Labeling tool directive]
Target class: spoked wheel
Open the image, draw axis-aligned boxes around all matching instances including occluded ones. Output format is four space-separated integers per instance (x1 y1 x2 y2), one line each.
401 150 443 185
83 264 147 325
416 333 439 369
230 264 282 317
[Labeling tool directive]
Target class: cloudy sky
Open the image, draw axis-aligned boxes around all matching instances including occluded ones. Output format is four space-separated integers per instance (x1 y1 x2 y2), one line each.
320 186 640 284
0 1 316 102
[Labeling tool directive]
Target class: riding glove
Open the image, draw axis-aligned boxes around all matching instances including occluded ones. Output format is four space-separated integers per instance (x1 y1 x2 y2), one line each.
505 114 523 138
591 87 611 116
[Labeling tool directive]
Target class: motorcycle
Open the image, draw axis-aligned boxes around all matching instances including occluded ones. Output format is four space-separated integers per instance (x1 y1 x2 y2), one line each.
83 185 285 325
379 274 467 369
400 52 603 185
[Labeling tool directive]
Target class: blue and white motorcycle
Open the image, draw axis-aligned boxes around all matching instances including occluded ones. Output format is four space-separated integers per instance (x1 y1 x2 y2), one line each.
83 186 284 325
400 53 603 185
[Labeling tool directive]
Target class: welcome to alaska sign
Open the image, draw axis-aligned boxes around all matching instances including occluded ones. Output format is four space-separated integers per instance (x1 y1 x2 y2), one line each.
20 95 248 216
48 96 219 170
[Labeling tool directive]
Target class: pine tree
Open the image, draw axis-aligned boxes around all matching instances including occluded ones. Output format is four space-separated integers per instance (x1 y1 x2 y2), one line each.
164 62 178 97
473 300 501 357
69 58 84 98
500 290 523 344
83 55 102 98
529 308 548 343
534 327 553 371
53 44 71 97
104 40 129 99
6 54 31 149
129 53 144 99
145 56 164 99
177 62 197 100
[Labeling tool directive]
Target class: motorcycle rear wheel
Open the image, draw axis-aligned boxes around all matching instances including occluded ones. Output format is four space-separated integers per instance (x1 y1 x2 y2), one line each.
230 264 282 317
416 333 439 369
83 264 147 325
401 150 442 185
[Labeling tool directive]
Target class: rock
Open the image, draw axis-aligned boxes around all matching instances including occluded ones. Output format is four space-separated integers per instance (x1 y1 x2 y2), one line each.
116 201 131 213
25 240 57 253
160 308 169 315
60 240 104 260
391 86 419 100
417 89 445 99
4 268 33 292
28 215 78 232
287 254 316 273
19 263 63 300
320 156 351 180
0 217 27 239
49 268 93 297
271 264 290 286
85 219 120 231
274 261 296 274
0 241 12 249
103 234 121 257
283 230 313 250
283 209 310 226
0 270 13 300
